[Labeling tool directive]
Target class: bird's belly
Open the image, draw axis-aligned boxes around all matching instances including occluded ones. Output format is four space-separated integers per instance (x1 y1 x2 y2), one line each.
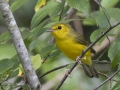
56 40 92 65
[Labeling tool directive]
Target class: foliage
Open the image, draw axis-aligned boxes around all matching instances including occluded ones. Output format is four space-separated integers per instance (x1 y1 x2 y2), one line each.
0 0 120 89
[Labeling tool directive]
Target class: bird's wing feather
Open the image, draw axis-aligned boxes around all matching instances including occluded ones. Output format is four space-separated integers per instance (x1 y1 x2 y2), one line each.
75 33 96 54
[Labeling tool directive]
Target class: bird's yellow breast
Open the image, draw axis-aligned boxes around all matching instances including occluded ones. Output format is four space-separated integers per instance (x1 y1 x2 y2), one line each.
56 37 92 66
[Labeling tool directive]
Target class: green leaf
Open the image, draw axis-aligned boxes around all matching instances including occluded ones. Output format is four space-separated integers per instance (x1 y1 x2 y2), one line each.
29 41 36 51
101 0 119 8
50 49 61 58
40 44 55 57
10 0 26 12
90 28 106 45
108 41 120 61
108 34 117 38
0 59 14 74
66 0 90 16
31 54 42 70
112 80 120 90
107 8 120 21
44 19 80 28
95 12 110 28
9 69 19 79
0 32 10 44
49 0 65 21
35 0 46 12
111 53 119 68
31 1 59 29
29 18 50 39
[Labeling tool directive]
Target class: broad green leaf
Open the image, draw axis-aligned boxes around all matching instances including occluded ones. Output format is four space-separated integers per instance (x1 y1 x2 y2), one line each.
49 49 61 58
95 12 110 28
0 59 14 74
31 1 59 29
29 18 49 39
49 0 65 21
35 0 46 12
29 41 36 51
40 44 55 57
0 32 10 44
112 80 120 90
66 0 90 16
10 0 26 12
111 53 119 68
31 54 42 70
108 41 120 61
107 8 120 21
22 85 29 89
101 0 119 8
9 69 19 79
90 28 106 45
61 5 70 19
44 19 80 28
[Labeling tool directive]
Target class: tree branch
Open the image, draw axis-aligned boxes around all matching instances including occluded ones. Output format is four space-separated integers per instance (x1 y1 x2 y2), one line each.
0 0 41 90
95 70 120 90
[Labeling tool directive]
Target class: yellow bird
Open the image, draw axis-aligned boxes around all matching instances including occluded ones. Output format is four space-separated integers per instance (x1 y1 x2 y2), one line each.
48 23 99 78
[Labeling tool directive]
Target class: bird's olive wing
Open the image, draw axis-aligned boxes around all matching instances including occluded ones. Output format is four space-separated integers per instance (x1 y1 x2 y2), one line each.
75 33 88 46
75 34 96 54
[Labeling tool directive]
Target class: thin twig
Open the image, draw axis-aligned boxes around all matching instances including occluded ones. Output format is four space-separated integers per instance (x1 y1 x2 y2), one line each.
39 63 73 79
94 70 120 90
98 71 117 82
55 21 120 90
110 79 112 90
94 0 111 27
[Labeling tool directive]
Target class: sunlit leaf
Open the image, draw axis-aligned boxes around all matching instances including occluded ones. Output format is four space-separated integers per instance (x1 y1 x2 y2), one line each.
35 0 46 12
31 54 42 70
31 1 59 29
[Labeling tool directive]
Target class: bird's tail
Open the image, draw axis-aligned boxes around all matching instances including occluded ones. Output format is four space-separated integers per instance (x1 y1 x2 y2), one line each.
82 63 99 78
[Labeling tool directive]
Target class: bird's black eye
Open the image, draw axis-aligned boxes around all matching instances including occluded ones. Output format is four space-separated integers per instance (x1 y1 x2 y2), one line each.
58 26 62 30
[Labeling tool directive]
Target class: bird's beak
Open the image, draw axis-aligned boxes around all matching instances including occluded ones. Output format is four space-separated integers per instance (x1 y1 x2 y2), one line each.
46 29 54 32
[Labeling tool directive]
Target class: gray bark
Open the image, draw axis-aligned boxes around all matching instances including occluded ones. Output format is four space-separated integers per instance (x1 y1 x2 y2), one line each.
0 0 41 90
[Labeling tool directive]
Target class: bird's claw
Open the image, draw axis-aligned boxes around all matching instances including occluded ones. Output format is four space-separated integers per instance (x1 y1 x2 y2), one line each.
76 56 82 65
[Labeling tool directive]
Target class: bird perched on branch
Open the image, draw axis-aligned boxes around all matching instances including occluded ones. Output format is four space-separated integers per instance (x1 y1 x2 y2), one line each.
47 23 99 78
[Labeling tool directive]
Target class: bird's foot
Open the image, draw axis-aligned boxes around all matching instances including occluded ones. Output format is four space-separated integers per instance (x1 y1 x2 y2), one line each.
76 56 82 65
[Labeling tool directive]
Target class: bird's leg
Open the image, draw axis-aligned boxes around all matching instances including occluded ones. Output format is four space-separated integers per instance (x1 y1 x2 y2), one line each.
76 56 82 65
